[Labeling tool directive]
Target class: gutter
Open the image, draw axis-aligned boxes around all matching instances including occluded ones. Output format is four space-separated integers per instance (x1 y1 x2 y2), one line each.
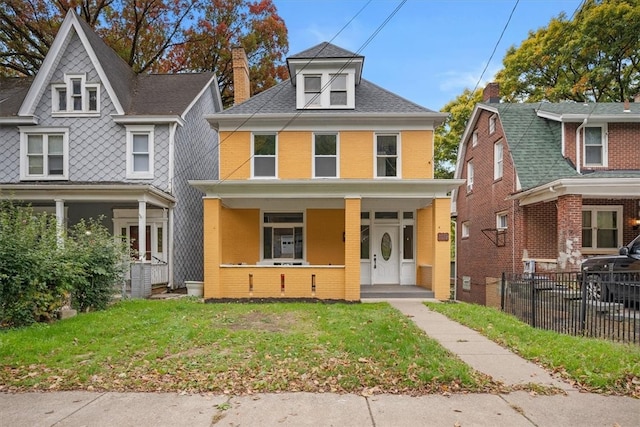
575 118 587 174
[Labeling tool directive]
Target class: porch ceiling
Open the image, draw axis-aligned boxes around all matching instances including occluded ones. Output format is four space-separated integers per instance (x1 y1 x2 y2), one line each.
512 177 640 206
189 179 464 209
0 183 175 208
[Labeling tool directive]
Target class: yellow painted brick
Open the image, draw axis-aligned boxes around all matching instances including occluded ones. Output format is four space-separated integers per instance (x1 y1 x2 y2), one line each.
279 132 311 179
402 130 434 179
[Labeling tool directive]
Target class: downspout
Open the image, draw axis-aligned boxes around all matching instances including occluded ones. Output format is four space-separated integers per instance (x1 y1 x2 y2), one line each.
451 218 457 301
168 123 177 192
576 118 587 174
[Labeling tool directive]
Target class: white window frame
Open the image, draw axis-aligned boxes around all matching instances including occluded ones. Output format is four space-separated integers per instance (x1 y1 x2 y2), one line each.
582 205 623 253
472 130 478 147
252 133 278 178
374 133 401 178
303 75 322 107
489 114 497 134
51 73 100 116
260 211 305 264
113 209 168 263
494 140 504 180
19 127 69 181
496 212 508 230
313 133 339 178
466 160 474 192
583 124 608 167
296 70 355 109
461 221 470 238
125 125 155 179
329 73 348 106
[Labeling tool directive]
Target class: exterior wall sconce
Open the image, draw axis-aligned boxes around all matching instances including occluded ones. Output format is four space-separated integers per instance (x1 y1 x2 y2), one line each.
633 218 640 231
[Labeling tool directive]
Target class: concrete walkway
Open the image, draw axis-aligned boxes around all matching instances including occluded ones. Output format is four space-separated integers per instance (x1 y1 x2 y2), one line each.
1 299 639 426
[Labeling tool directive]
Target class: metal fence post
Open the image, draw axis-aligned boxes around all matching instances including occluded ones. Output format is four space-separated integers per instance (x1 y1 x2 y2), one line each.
579 271 588 336
501 272 506 310
530 274 536 328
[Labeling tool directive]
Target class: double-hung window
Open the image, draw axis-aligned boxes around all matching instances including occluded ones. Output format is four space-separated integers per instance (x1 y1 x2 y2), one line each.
313 133 338 177
583 125 607 167
52 74 99 115
376 134 399 178
253 133 277 178
304 75 322 107
20 128 69 180
329 74 347 106
496 212 508 230
582 206 622 252
489 114 497 134
494 140 503 180
466 160 474 192
263 212 304 262
126 125 154 179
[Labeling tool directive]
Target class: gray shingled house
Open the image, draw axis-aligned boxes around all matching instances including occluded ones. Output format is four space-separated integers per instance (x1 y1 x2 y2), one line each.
0 11 222 294
452 83 640 306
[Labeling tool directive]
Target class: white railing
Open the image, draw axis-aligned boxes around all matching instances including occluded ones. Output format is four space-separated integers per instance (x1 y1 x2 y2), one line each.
150 262 169 285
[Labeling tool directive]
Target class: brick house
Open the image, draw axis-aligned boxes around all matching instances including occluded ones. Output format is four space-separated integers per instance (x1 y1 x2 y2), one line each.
190 43 463 301
452 83 640 306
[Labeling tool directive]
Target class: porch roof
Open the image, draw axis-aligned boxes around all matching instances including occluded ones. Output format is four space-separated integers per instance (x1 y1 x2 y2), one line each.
0 183 175 208
189 179 463 209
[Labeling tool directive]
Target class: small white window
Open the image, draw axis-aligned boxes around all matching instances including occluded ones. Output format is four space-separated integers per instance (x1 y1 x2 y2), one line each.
461 221 470 238
253 133 277 178
496 212 508 230
329 74 347 106
304 75 321 106
489 114 497 134
262 212 304 261
583 125 607 167
494 140 503 180
313 133 338 177
20 128 69 181
462 276 471 291
52 74 100 115
466 160 474 192
472 130 478 147
376 134 399 178
126 125 154 179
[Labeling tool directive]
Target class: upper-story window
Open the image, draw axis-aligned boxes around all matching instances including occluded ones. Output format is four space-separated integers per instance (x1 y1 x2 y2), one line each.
583 125 607 167
296 71 355 109
466 160 474 193
313 133 338 177
489 114 497 134
496 212 508 230
253 133 277 178
461 221 470 238
472 130 478 147
52 74 99 115
494 140 503 180
19 127 69 181
126 125 154 179
375 134 399 178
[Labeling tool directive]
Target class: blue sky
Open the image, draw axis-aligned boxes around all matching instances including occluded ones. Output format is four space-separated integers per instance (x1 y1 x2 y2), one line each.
274 0 583 111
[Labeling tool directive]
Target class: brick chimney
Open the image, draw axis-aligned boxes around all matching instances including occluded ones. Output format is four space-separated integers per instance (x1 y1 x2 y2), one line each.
232 47 250 105
483 82 500 103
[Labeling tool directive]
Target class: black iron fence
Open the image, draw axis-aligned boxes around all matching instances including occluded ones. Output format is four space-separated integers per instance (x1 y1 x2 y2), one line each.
501 271 640 344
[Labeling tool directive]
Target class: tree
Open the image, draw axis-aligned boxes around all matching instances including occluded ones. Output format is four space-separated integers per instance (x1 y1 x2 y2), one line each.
434 88 483 179
496 0 640 102
0 0 289 106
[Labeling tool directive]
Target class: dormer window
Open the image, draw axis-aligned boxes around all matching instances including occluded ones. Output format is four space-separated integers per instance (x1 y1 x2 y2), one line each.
52 74 100 115
296 71 355 109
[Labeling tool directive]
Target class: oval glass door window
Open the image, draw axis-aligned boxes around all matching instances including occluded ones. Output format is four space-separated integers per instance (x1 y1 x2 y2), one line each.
381 232 392 261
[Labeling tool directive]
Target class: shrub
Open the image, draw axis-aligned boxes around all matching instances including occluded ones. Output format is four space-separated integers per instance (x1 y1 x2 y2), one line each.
0 200 128 327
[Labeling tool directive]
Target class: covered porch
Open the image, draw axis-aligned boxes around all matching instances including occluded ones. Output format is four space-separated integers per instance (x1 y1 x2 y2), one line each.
190 179 462 301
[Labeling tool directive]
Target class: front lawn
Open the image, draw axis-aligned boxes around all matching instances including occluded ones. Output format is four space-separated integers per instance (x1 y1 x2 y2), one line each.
426 302 640 397
0 299 494 395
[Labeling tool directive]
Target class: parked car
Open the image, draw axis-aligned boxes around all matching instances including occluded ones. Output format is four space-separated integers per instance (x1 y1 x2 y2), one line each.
581 235 640 304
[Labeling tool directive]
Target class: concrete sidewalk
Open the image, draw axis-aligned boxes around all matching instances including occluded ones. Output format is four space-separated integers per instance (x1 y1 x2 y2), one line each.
1 299 638 426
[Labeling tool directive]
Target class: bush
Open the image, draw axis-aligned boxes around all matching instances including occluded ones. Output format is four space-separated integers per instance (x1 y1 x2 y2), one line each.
0 200 127 327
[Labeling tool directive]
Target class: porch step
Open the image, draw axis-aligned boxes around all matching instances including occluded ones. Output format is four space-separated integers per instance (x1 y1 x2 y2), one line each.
360 285 435 299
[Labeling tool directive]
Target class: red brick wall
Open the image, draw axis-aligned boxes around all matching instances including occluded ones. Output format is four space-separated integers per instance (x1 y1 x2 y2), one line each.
563 122 640 170
556 195 583 271
524 203 557 259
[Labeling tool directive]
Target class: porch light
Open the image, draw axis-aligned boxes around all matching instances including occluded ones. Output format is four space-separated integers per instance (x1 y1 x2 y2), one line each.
634 218 640 230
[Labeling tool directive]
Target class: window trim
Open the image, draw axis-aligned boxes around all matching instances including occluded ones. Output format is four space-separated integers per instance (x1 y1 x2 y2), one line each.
461 221 470 239
51 73 100 116
472 130 478 147
296 71 355 109
374 133 401 179
251 133 278 178
582 124 608 167
19 127 69 181
260 211 305 263
494 140 504 180
489 114 497 134
582 205 623 254
125 125 155 179
496 212 508 230
312 133 339 178
466 160 474 193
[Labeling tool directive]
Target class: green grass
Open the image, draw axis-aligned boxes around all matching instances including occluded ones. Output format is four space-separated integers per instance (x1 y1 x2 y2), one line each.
0 299 494 395
426 301 640 397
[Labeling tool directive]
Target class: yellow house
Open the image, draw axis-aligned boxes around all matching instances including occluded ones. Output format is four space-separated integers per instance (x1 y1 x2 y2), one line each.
190 43 463 301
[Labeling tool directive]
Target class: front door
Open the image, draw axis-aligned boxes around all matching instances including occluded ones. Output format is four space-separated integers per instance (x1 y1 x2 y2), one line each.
372 226 399 284
130 225 151 261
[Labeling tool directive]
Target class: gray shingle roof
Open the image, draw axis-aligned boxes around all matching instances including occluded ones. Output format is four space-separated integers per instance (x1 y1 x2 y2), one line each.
218 78 438 115
537 102 640 116
130 73 215 115
288 42 362 60
0 77 33 117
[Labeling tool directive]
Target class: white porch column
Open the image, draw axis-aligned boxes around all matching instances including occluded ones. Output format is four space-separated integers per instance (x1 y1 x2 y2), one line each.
138 200 147 261
55 199 65 247
167 206 174 288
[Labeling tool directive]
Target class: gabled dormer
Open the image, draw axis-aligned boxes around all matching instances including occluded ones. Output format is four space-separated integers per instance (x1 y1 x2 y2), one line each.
286 42 363 110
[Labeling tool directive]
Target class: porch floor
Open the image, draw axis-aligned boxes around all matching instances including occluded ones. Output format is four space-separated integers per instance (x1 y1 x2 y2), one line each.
360 285 435 299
